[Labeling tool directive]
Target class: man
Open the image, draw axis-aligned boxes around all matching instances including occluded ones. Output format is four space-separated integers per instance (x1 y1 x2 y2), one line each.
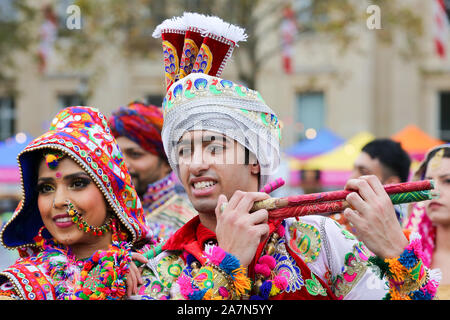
130 13 438 300
130 74 438 300
332 139 411 229
351 138 411 184
109 101 197 241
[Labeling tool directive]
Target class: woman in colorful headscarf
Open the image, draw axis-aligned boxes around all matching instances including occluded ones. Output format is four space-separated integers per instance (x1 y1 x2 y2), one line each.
405 144 450 299
0 106 152 300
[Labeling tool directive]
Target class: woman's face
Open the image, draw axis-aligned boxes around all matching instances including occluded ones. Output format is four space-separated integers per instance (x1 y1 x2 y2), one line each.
424 155 450 226
37 156 111 252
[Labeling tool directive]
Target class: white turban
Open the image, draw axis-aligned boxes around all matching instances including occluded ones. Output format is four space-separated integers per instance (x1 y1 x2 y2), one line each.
161 73 281 187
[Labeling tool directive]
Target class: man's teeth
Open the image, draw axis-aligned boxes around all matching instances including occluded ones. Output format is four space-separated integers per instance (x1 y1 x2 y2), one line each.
193 181 216 189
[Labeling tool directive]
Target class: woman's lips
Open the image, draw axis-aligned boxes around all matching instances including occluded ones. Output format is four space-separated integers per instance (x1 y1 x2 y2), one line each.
428 202 443 211
53 214 74 228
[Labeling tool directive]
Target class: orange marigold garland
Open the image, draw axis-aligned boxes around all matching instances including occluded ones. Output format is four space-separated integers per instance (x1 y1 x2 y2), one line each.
176 246 251 300
368 232 440 300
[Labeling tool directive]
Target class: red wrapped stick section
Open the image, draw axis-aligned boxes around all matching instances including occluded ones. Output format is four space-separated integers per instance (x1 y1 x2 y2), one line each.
284 180 434 207
269 200 348 220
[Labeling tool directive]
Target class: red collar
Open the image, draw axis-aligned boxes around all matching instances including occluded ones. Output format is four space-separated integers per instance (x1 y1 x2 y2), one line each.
163 215 282 266
162 216 216 262
162 216 217 250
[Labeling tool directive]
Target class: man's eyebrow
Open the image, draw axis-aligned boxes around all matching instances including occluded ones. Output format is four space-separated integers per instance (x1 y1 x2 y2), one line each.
177 138 192 146
177 134 232 146
202 134 232 144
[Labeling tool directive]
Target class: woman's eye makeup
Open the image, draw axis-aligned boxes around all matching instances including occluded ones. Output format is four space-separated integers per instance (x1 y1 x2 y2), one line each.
37 183 55 194
36 174 92 193
69 177 91 189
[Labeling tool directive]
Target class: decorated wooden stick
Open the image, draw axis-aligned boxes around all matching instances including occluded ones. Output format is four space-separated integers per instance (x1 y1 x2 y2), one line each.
250 180 437 220
252 180 435 212
259 177 285 194
135 242 164 267
266 190 438 220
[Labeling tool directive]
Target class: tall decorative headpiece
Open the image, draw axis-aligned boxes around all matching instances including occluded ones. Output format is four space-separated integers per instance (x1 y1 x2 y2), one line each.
153 13 281 186
152 12 248 91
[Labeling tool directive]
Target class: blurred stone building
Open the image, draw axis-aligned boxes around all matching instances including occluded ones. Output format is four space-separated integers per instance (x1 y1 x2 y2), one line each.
1 0 450 149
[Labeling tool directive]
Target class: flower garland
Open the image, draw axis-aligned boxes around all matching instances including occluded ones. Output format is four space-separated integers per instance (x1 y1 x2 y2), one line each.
70 241 132 300
175 246 251 300
250 223 289 300
41 246 84 300
30 227 132 300
368 231 441 300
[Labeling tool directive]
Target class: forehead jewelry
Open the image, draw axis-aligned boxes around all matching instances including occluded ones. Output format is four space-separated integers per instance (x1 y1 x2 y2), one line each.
55 172 62 179
65 200 112 236
430 148 444 171
44 150 65 170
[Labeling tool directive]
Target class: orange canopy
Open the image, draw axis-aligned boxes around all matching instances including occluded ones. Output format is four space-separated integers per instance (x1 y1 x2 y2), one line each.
391 125 445 160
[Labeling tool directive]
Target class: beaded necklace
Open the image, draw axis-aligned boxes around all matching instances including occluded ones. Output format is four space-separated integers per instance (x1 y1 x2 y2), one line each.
28 218 131 300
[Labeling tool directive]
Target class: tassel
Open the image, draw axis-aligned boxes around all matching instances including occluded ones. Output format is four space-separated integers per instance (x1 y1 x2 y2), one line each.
152 16 185 38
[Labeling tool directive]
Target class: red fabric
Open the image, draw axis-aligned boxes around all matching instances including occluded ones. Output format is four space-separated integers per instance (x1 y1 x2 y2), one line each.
1 260 56 300
162 32 185 57
163 216 212 263
109 102 165 158
192 36 234 77
161 31 185 89
434 0 449 58
163 215 201 251
179 29 204 77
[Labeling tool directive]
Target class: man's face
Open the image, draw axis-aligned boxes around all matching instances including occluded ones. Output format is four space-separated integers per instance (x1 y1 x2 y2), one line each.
116 136 169 197
176 130 259 214
350 151 386 182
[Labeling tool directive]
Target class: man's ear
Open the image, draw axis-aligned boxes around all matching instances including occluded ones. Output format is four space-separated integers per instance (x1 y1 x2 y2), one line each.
383 175 401 185
250 162 261 175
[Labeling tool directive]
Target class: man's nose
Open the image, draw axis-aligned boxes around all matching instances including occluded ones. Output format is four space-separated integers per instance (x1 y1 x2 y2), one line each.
188 148 210 175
